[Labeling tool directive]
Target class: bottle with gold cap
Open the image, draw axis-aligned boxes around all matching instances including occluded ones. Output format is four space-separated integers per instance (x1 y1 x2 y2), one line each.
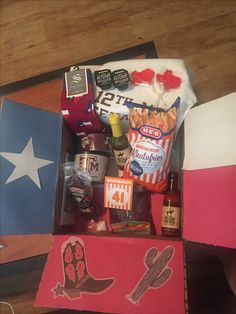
161 172 181 237
109 113 131 176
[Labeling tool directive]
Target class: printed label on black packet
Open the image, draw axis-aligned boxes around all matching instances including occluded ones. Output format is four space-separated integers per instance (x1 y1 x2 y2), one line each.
69 187 93 213
95 69 112 90
112 69 130 90
65 69 88 98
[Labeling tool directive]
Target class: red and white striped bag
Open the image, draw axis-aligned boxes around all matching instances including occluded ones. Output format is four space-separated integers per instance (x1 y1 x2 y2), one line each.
123 97 180 192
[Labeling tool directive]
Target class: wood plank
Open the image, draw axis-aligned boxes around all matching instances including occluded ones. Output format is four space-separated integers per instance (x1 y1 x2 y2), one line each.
129 0 236 39
1 0 236 86
156 13 236 59
0 234 53 264
183 41 236 102
1 20 137 84
191 72 236 104
0 0 40 24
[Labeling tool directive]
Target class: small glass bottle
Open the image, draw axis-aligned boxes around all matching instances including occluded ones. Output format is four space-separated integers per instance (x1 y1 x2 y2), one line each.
161 172 181 237
109 113 131 176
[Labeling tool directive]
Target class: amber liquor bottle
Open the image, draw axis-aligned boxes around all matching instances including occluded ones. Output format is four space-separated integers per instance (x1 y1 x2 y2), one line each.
161 172 181 237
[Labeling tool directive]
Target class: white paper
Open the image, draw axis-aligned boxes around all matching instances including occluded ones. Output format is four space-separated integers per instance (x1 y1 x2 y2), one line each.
183 92 236 170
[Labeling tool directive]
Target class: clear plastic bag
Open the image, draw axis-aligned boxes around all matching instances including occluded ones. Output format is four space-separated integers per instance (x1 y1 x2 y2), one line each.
63 162 94 213
62 163 107 233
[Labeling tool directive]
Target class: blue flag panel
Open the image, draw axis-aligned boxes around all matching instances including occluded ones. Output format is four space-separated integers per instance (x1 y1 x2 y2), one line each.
0 99 62 235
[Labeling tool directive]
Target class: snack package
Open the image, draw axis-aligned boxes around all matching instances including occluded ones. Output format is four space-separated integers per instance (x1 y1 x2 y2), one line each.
123 98 180 193
94 59 197 133
61 68 104 135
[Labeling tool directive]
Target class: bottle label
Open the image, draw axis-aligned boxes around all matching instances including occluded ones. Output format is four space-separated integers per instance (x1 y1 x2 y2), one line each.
161 206 180 229
113 147 131 168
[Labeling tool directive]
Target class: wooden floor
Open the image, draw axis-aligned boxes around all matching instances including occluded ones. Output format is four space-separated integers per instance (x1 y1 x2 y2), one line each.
1 1 236 314
1 0 236 104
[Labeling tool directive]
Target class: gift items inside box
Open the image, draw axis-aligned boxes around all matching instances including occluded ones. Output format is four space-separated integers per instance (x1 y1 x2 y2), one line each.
53 121 184 238
53 60 190 239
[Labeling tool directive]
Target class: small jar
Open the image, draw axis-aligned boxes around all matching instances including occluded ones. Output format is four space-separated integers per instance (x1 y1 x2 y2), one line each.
75 133 112 183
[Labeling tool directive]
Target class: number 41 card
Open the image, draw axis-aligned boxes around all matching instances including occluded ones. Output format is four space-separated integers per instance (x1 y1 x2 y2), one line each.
104 177 133 210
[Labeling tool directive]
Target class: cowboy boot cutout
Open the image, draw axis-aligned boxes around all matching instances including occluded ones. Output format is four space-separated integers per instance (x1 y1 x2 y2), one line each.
52 238 114 299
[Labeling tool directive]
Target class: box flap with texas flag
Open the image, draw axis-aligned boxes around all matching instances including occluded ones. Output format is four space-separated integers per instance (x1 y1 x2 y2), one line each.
0 99 62 235
182 92 236 249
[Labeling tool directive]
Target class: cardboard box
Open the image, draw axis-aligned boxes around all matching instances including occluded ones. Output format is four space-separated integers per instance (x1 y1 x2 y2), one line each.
1 66 235 313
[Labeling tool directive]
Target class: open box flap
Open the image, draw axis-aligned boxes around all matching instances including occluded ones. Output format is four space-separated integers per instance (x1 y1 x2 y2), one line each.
35 234 185 314
183 92 236 170
182 92 236 248
0 99 62 235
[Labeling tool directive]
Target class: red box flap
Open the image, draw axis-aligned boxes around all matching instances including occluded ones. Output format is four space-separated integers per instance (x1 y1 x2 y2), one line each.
183 166 236 249
35 235 185 313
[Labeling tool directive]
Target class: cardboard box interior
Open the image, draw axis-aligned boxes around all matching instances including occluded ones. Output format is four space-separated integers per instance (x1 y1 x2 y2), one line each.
53 118 185 239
